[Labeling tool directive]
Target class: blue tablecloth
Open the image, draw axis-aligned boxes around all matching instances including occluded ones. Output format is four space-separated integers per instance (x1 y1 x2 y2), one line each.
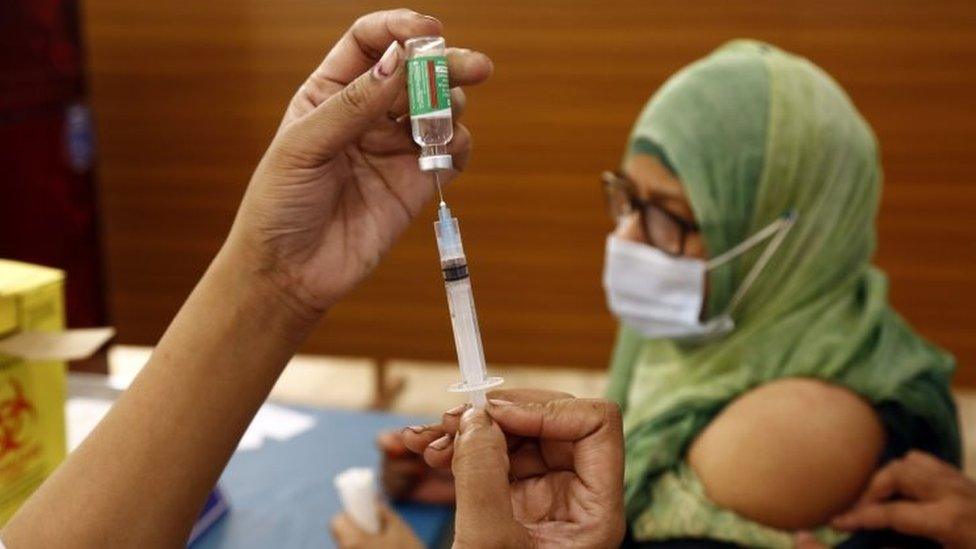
193 405 453 548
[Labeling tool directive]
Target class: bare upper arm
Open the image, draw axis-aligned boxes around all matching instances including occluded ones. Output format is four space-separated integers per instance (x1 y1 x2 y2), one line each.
687 377 885 530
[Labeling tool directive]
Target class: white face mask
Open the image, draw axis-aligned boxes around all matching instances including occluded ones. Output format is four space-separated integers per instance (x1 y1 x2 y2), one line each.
602 212 796 340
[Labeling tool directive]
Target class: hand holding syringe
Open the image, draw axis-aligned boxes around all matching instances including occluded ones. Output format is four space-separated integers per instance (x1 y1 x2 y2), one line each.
406 36 503 407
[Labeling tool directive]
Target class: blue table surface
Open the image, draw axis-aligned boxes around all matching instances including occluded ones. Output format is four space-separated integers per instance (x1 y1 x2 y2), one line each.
193 405 452 548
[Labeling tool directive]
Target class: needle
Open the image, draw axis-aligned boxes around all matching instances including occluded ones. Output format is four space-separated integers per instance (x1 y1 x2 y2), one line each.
433 171 444 205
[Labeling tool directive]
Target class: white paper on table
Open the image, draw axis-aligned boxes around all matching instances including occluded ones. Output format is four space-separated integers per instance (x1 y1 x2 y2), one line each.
66 397 114 451
236 403 316 452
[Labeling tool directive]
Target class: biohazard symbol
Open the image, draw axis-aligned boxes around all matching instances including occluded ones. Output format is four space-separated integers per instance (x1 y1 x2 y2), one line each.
0 379 36 457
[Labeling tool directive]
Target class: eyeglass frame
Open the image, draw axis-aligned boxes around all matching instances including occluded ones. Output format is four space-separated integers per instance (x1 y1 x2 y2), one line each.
601 169 700 256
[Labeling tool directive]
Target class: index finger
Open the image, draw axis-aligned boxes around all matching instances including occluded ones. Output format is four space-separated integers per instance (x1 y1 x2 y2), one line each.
832 501 943 539
486 398 624 499
856 454 941 506
488 388 574 404
319 9 443 85
439 389 574 435
486 398 619 442
408 390 579 470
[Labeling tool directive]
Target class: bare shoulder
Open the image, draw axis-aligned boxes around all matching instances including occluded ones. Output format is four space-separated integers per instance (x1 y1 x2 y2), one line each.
687 377 885 530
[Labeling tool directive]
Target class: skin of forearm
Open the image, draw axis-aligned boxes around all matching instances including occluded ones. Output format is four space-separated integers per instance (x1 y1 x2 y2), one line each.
2 241 317 547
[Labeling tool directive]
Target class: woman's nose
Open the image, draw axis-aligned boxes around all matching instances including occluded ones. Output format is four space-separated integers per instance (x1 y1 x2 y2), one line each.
613 213 647 244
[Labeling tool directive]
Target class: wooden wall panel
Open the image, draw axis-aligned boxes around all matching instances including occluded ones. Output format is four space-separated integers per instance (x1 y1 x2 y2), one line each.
82 1 976 384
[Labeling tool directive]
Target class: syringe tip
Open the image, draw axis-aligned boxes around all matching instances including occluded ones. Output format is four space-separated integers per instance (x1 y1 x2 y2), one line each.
436 200 453 228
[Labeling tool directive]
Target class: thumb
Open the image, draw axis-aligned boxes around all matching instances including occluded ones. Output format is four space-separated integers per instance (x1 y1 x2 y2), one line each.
281 41 404 163
452 408 522 542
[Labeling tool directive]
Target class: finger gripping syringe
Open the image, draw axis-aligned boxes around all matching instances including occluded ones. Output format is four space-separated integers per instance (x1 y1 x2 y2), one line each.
434 202 503 408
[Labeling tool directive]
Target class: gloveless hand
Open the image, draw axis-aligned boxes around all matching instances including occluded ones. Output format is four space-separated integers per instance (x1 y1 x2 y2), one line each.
403 390 626 548
331 504 424 549
831 450 976 548
225 9 492 320
796 451 976 549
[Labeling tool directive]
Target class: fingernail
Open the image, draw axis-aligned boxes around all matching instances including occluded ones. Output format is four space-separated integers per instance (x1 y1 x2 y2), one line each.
404 425 426 434
428 434 451 450
444 404 468 416
481 52 495 73
415 12 440 24
488 399 514 407
372 41 400 79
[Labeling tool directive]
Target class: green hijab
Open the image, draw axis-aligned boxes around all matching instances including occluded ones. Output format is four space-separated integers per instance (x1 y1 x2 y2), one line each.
606 40 960 527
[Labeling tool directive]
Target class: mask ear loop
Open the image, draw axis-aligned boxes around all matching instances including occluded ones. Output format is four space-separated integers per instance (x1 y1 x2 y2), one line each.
706 211 798 318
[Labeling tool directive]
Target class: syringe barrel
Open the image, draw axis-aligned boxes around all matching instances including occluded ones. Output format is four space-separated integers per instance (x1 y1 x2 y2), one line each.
443 270 490 391
434 213 489 395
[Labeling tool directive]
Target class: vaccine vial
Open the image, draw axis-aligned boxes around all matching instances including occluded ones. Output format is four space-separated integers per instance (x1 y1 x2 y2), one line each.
405 36 453 172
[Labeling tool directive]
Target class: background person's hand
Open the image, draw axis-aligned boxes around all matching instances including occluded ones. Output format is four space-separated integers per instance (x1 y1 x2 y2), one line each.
330 504 423 549
829 450 976 548
225 9 492 318
406 391 625 548
377 430 455 503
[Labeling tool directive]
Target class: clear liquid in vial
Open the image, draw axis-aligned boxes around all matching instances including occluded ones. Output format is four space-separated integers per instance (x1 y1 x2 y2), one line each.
412 115 453 149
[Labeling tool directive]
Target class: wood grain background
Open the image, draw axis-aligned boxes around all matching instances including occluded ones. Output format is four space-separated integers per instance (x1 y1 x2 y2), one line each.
82 1 976 385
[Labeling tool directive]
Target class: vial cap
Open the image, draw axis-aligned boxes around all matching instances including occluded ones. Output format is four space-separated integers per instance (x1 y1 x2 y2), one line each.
418 154 453 172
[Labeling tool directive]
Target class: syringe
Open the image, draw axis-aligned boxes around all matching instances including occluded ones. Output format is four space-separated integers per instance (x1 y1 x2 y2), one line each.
434 197 503 408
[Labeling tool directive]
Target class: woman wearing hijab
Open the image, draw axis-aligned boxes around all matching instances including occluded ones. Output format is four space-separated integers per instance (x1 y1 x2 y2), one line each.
386 39 961 548
603 40 959 546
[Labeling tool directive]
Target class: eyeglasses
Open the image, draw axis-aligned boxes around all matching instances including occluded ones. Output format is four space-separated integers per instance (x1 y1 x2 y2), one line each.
601 170 700 256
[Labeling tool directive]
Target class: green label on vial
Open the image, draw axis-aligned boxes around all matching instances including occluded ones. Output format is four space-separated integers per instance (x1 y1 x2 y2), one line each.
407 55 451 118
